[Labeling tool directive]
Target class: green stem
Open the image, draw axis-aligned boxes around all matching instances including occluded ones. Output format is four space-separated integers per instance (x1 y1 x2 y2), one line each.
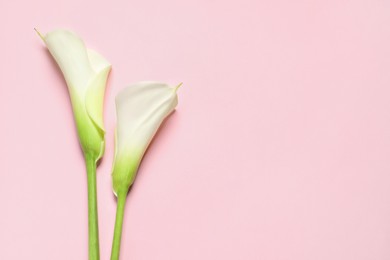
110 191 127 260
85 153 100 260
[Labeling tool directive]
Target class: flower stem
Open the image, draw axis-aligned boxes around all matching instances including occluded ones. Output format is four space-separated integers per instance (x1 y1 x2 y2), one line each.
85 153 100 260
110 191 127 260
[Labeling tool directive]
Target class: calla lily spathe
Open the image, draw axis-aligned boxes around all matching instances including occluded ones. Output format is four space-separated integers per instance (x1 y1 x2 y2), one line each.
112 81 179 196
39 29 111 161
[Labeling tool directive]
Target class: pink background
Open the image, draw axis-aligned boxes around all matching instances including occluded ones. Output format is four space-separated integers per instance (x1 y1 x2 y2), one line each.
1 0 390 259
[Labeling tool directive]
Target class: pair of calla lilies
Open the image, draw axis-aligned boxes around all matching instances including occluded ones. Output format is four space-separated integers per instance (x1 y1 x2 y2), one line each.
36 29 180 260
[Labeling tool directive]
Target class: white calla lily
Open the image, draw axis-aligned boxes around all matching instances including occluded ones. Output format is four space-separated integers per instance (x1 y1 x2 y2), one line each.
38 29 111 161
37 29 111 260
110 81 180 260
112 81 180 195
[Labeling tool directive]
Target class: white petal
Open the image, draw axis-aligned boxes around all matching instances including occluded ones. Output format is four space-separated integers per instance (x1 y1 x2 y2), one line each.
85 49 111 132
112 82 179 195
42 29 111 160
87 49 111 73
44 29 93 97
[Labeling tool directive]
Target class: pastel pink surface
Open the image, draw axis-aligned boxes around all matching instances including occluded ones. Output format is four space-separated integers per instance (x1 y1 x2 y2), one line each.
1 0 390 259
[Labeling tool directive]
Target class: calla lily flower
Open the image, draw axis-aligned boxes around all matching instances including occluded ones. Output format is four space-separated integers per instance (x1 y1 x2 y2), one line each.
37 29 111 161
110 81 180 260
36 28 111 260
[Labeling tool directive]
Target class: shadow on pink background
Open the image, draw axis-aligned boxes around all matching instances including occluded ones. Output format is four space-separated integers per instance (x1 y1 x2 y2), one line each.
1 0 390 259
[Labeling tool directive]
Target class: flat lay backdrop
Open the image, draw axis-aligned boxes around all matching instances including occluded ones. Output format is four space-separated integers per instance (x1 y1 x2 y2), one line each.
1 0 390 259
